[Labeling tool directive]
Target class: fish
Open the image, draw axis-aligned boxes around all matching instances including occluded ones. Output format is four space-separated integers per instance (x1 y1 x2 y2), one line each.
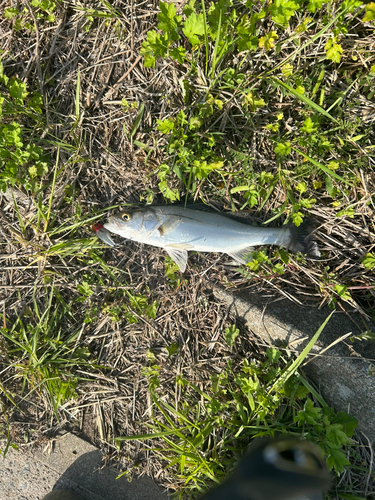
103 205 320 272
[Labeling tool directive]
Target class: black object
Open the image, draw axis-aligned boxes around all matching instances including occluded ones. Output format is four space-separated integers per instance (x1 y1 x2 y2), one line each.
199 437 332 500
41 492 84 500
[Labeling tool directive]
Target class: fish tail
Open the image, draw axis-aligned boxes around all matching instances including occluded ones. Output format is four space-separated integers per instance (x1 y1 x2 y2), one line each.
287 218 321 258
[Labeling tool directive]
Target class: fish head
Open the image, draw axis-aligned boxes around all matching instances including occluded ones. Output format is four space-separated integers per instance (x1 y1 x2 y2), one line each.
103 207 159 240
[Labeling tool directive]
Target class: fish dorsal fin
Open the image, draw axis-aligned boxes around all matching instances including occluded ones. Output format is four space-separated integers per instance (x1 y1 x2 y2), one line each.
164 246 188 272
227 246 255 264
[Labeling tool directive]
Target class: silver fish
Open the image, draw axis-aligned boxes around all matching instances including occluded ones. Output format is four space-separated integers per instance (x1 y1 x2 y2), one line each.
103 205 320 272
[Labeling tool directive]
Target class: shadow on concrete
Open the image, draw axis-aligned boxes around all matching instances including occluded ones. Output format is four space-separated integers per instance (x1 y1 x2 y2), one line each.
48 448 167 500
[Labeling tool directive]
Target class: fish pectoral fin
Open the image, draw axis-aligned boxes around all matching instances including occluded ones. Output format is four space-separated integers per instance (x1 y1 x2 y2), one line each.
228 246 255 264
164 247 188 273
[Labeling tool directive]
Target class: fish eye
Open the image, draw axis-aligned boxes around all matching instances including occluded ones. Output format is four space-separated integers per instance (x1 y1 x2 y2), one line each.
122 213 131 221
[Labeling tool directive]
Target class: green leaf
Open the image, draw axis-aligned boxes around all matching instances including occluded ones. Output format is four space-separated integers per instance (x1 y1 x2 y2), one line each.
270 312 334 394
224 324 239 350
130 103 144 138
243 91 265 111
157 118 175 134
363 2 375 22
170 46 186 63
334 412 357 437
307 0 325 13
325 38 343 63
183 0 196 17
158 2 181 40
361 252 375 270
272 77 338 123
8 79 28 100
295 398 322 425
272 263 285 274
182 12 205 46
236 14 261 51
278 248 290 264
325 447 351 473
140 42 156 68
296 182 307 194
189 115 202 130
274 141 291 157
230 185 250 194
292 147 350 185
291 212 303 227
270 0 301 26
28 165 37 178
337 494 367 500
333 284 351 302
258 31 278 50
140 30 169 66
336 206 355 218
265 348 281 364
301 117 319 133
166 342 179 358
4 7 19 19
282 63 293 78
325 175 334 196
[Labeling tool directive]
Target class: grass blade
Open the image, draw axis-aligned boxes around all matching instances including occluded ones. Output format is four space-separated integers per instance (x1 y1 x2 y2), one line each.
130 103 145 139
44 147 60 232
292 147 351 185
201 0 209 76
210 8 222 79
268 311 334 394
271 77 338 123
75 68 80 120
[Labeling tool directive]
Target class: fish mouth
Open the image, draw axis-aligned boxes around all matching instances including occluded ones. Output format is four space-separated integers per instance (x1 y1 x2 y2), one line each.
103 217 125 232
104 217 134 241
107 216 121 226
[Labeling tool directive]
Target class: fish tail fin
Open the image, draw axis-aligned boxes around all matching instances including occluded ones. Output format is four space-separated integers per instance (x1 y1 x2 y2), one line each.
287 218 321 258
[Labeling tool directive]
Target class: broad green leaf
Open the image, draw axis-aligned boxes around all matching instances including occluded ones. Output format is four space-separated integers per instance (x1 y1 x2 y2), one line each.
157 118 175 133
274 141 291 157
183 12 205 46
158 2 181 40
8 79 28 100
270 0 300 26
307 0 325 13
363 2 375 22
325 39 343 63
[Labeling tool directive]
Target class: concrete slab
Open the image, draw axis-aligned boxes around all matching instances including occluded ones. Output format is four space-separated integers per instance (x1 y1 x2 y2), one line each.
0 433 167 500
213 285 375 443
